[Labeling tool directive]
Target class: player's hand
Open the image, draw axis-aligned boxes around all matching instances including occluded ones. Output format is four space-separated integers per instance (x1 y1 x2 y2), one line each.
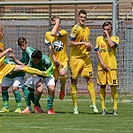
9 53 15 59
86 47 92 51
54 60 60 68
103 30 109 38
84 42 92 51
7 48 12 52
101 63 109 71
54 18 60 24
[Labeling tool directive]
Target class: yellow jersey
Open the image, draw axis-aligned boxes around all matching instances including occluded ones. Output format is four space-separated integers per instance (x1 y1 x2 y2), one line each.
45 29 68 63
0 42 5 66
69 24 90 59
95 35 120 70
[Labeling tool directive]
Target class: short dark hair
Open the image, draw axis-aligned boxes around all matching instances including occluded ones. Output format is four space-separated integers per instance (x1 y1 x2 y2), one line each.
78 9 87 16
31 50 42 59
18 37 27 46
50 16 61 23
102 21 112 29
51 16 60 21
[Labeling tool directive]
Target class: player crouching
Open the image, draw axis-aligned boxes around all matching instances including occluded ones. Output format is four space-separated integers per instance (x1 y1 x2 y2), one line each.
20 50 55 114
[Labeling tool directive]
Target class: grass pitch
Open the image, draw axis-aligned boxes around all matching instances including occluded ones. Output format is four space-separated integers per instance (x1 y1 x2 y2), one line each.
0 95 132 133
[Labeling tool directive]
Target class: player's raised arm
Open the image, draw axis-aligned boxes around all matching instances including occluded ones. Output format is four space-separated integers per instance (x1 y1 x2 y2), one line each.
0 48 12 58
51 16 60 37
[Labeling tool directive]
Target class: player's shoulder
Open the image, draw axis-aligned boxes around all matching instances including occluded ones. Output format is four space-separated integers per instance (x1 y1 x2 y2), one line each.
71 24 80 34
111 35 119 40
26 46 35 51
73 24 80 29
96 36 104 39
45 31 51 36
42 54 51 62
42 54 49 59
26 46 34 49
60 29 67 33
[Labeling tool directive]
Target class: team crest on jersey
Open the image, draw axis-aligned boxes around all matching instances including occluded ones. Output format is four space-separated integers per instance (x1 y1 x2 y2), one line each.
101 45 105 48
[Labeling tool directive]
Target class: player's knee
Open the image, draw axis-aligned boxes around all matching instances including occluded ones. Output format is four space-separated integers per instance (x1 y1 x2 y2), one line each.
59 70 67 77
60 74 67 79
36 86 43 94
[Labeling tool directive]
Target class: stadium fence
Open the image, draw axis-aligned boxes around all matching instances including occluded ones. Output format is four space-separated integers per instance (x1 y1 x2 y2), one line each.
0 0 133 101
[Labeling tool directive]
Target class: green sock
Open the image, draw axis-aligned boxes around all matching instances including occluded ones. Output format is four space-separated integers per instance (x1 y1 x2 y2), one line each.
22 86 31 106
47 96 54 110
2 89 9 109
13 90 22 109
34 94 40 106
29 89 35 104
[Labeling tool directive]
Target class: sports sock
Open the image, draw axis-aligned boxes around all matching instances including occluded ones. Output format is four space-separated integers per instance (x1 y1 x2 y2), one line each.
22 86 31 106
13 89 22 109
2 89 9 109
70 84 77 107
29 89 35 104
34 94 41 106
100 87 106 109
111 86 118 110
60 75 67 90
47 96 54 110
87 82 96 105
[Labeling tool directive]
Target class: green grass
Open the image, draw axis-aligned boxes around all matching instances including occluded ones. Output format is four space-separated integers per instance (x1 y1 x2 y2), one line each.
0 95 133 133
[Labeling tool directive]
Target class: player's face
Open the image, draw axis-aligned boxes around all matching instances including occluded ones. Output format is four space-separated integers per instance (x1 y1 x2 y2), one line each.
77 13 87 26
19 42 27 51
103 25 112 37
51 20 56 28
32 57 41 64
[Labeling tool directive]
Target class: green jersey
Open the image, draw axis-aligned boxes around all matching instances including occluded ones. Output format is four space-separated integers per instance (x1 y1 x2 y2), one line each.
20 46 35 65
5 46 35 78
29 54 53 76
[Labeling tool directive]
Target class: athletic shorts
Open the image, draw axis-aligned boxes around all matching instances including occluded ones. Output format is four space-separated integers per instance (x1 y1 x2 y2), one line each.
0 63 15 84
24 75 55 90
97 69 118 86
70 57 93 79
53 60 68 81
2 76 24 88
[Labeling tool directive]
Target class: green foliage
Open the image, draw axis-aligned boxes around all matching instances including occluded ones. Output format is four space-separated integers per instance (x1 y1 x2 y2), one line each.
0 95 132 133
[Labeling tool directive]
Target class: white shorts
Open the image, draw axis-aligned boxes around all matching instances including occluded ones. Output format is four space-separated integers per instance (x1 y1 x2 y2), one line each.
24 75 55 90
2 76 24 88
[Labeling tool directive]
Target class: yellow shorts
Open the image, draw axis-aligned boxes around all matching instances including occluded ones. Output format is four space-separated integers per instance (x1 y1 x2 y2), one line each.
97 69 118 86
53 60 68 81
0 63 15 84
70 57 93 79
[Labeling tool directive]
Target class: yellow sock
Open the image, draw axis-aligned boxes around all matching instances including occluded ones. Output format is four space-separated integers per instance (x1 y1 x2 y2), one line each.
60 75 67 90
87 81 96 105
111 86 118 110
70 84 77 107
23 66 43 76
100 87 106 109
